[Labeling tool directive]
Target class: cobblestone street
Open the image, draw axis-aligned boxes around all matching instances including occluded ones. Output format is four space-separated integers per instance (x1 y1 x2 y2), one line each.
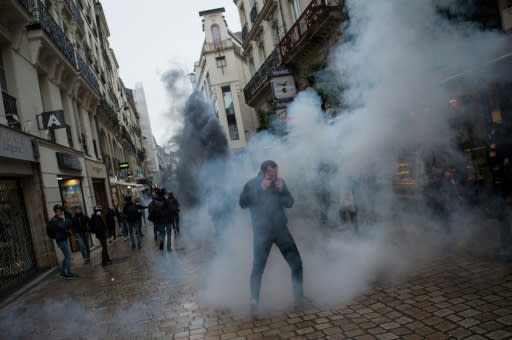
1 213 512 340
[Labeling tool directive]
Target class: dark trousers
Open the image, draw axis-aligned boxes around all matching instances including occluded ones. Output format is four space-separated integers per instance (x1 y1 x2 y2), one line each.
251 227 304 303
98 237 110 263
339 209 358 234
107 222 116 239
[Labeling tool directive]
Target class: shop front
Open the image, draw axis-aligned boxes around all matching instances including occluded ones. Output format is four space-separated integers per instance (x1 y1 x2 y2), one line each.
86 159 112 210
0 125 44 299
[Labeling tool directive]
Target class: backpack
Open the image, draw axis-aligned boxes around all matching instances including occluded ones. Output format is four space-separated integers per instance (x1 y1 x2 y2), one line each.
125 203 139 221
46 218 57 239
148 200 163 222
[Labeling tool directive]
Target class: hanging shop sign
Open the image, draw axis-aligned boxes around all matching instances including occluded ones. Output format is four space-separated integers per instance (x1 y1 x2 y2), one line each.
37 110 66 130
56 152 82 171
271 69 297 100
0 125 35 162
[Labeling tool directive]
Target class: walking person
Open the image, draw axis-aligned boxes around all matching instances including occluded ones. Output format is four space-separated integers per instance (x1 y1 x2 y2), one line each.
106 207 116 242
46 204 78 279
89 206 112 266
239 160 306 312
149 189 173 251
167 192 180 235
123 196 143 249
71 206 91 264
117 204 128 240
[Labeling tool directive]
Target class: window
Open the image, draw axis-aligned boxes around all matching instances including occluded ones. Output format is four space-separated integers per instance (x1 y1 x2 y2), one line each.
216 56 226 68
222 86 240 141
211 24 222 49
290 0 301 21
272 21 281 45
222 86 234 116
0 50 7 91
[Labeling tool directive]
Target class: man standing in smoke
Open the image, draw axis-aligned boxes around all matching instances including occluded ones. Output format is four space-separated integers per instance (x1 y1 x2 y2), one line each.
239 160 305 311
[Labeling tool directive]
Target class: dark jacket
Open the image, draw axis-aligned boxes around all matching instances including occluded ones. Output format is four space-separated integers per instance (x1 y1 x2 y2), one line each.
71 213 90 234
239 175 294 232
90 214 107 238
123 201 141 222
49 215 71 242
106 208 116 226
148 196 172 225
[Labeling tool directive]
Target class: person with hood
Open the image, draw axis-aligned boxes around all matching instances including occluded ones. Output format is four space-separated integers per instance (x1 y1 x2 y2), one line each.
123 196 143 249
239 160 305 312
47 204 78 279
89 206 112 266
149 188 173 251
71 205 91 264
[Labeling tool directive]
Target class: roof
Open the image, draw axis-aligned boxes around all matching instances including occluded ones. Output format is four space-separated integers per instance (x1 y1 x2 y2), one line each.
199 8 225 16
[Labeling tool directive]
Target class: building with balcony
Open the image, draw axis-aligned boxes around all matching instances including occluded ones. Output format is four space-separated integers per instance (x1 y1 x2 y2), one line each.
194 7 258 149
0 0 147 297
234 0 346 123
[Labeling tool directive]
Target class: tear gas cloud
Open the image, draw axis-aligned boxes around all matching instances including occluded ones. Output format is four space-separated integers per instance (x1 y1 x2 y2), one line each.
159 0 511 315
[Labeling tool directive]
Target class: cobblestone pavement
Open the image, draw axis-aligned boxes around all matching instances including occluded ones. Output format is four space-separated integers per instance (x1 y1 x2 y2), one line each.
1 214 512 340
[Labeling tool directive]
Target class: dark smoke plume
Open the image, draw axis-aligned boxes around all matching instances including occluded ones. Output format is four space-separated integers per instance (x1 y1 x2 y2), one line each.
175 90 229 206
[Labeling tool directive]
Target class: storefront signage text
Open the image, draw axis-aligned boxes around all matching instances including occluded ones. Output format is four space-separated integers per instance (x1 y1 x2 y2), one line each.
38 110 66 130
119 162 129 169
56 152 82 171
0 125 35 161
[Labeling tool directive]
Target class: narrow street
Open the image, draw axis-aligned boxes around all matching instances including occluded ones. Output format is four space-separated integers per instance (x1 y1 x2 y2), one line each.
1 210 512 340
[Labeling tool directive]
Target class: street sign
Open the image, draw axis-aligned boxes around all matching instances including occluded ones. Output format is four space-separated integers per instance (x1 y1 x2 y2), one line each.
38 110 66 130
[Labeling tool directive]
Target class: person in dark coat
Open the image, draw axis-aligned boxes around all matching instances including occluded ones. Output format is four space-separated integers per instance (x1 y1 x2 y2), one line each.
123 196 143 249
48 204 78 278
106 207 117 241
149 189 173 251
90 206 112 266
239 160 305 311
71 206 91 264
167 192 181 235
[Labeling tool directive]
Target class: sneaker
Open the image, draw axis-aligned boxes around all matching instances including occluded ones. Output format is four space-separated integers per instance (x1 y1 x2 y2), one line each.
167 247 173 252
137 244 142 250
84 259 90 264
124 237 129 241
67 273 79 279
57 273 67 279
131 244 136 249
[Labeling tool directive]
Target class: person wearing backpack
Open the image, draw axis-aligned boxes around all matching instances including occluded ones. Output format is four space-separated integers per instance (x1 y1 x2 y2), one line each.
123 196 142 249
47 204 78 279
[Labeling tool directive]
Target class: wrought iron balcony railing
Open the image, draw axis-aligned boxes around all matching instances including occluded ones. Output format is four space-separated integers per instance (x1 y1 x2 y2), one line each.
279 0 343 62
250 3 258 24
63 0 84 30
2 91 21 130
76 53 100 95
28 1 76 67
99 97 118 125
243 47 281 103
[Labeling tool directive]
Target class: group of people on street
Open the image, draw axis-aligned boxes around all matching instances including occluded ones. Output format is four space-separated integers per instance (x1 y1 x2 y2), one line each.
46 204 112 279
148 188 180 251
